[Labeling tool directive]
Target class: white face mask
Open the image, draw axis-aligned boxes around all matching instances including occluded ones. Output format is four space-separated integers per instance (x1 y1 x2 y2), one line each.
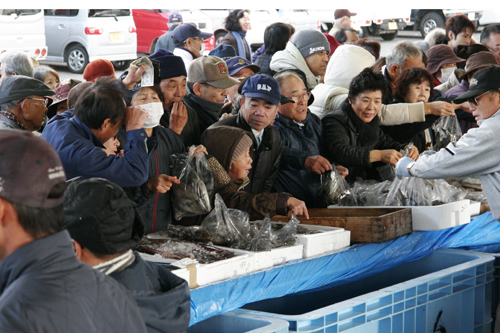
140 102 164 128
198 40 205 54
438 67 456 84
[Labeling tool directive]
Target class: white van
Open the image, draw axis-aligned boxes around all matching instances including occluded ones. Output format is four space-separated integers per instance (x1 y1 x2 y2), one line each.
0 9 47 60
42 9 137 73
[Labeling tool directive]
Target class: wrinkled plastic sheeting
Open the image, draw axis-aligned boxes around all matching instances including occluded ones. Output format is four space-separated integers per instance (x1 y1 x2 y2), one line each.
189 212 500 325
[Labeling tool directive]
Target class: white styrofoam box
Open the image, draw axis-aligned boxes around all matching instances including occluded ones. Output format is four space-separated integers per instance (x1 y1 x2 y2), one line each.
139 251 255 288
217 244 304 268
271 222 351 258
470 200 481 217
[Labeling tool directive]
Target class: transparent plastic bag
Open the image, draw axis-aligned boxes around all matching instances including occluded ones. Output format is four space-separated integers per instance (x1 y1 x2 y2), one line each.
384 176 432 206
432 116 462 151
271 213 300 247
430 179 468 205
196 193 250 248
170 151 214 220
246 214 273 252
317 169 349 205
339 180 393 206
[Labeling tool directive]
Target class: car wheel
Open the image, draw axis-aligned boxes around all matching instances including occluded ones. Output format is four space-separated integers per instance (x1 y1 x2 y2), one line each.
380 31 398 41
112 60 132 70
214 31 227 48
66 44 89 74
420 12 445 37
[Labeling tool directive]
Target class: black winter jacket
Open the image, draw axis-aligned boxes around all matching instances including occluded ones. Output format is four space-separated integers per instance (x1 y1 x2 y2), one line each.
254 53 276 76
322 103 406 183
110 252 190 333
160 102 201 147
209 112 283 194
272 111 326 208
184 84 224 135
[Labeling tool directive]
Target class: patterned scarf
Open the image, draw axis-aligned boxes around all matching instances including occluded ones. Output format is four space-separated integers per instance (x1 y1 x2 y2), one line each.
0 111 27 130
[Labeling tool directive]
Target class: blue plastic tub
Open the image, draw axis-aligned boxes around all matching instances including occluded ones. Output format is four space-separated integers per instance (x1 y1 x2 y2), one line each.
238 249 494 333
187 311 289 333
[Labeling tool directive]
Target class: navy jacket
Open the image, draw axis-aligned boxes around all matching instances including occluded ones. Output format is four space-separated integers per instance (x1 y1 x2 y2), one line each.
111 252 190 333
42 110 155 187
272 111 325 208
0 230 147 333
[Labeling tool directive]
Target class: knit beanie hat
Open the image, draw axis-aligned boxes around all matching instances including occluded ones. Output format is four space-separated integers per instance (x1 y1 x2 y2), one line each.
83 59 116 82
231 134 253 164
291 29 331 59
149 48 187 80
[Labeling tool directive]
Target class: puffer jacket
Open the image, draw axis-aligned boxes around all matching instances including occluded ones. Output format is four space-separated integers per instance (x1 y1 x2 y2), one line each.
272 111 326 208
254 53 276 76
110 252 190 333
322 102 406 182
270 41 321 89
310 45 427 125
209 112 282 195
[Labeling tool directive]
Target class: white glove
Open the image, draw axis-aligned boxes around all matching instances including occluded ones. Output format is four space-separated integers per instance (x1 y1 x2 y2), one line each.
395 157 415 178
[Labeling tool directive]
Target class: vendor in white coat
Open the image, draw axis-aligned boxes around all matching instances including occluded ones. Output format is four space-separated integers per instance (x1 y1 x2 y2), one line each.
396 65 500 224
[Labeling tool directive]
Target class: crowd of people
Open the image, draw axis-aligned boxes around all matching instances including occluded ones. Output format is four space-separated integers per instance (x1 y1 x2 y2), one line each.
2 8 500 333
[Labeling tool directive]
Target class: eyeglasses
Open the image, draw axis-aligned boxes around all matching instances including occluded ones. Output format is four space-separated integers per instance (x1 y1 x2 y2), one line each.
28 97 49 107
290 92 312 103
468 90 492 106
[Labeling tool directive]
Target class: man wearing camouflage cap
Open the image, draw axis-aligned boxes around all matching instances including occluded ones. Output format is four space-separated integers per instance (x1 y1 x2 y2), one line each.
184 55 239 133
0 75 54 130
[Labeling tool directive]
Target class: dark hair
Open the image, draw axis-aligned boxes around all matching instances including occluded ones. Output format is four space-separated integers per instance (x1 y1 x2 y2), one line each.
34 65 60 84
224 9 250 32
348 68 388 101
67 81 92 109
394 67 435 102
446 14 476 39
356 38 381 60
273 68 309 91
480 24 500 44
73 77 127 129
453 44 489 68
11 182 66 239
264 22 291 54
287 23 295 36
131 84 165 105
334 29 357 44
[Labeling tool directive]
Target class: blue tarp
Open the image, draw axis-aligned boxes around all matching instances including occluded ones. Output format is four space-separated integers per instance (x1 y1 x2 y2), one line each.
189 212 500 325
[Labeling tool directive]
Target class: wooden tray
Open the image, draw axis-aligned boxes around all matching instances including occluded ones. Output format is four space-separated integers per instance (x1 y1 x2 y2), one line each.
272 208 412 243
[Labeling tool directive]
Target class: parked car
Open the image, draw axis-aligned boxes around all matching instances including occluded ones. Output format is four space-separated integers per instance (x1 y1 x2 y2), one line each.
366 10 409 40
406 9 483 37
277 9 321 32
42 9 137 73
132 9 214 55
478 9 499 26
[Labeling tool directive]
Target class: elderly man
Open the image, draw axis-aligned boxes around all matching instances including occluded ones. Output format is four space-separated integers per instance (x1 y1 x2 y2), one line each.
329 9 357 36
270 29 330 89
210 74 284 195
396 65 500 220
42 77 153 188
0 130 147 332
65 178 190 333
155 12 183 53
480 24 500 63
173 23 213 71
223 56 260 115
272 70 348 208
0 50 35 84
0 75 54 130
184 55 239 133
148 49 199 146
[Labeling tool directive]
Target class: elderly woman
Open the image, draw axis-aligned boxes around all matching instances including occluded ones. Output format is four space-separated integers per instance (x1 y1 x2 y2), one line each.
322 68 419 183
381 67 441 152
220 9 252 61
201 125 308 221
120 84 185 233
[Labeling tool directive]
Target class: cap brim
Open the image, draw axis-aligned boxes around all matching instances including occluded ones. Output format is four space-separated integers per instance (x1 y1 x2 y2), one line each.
229 64 261 77
196 31 213 39
244 91 281 106
281 95 295 104
452 87 488 104
308 93 315 106
207 76 240 89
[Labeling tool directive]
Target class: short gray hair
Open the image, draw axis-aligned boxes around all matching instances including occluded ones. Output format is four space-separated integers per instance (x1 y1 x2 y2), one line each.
386 41 423 69
0 98 24 111
0 51 34 78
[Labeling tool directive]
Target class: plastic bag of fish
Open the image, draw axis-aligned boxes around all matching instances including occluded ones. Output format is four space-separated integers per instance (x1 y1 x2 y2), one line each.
317 168 349 205
170 151 214 220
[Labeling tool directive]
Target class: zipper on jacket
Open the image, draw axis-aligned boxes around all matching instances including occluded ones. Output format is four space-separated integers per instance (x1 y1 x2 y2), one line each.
152 150 160 232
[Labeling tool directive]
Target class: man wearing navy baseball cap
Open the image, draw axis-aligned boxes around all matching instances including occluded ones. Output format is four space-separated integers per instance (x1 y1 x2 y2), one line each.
223 56 260 115
173 22 213 70
210 74 287 196
154 12 183 53
395 65 500 224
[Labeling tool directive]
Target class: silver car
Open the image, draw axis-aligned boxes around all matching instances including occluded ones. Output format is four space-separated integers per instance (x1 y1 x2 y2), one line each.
43 9 137 73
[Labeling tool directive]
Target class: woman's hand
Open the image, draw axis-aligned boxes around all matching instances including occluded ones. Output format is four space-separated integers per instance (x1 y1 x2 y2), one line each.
286 197 309 219
406 145 419 160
